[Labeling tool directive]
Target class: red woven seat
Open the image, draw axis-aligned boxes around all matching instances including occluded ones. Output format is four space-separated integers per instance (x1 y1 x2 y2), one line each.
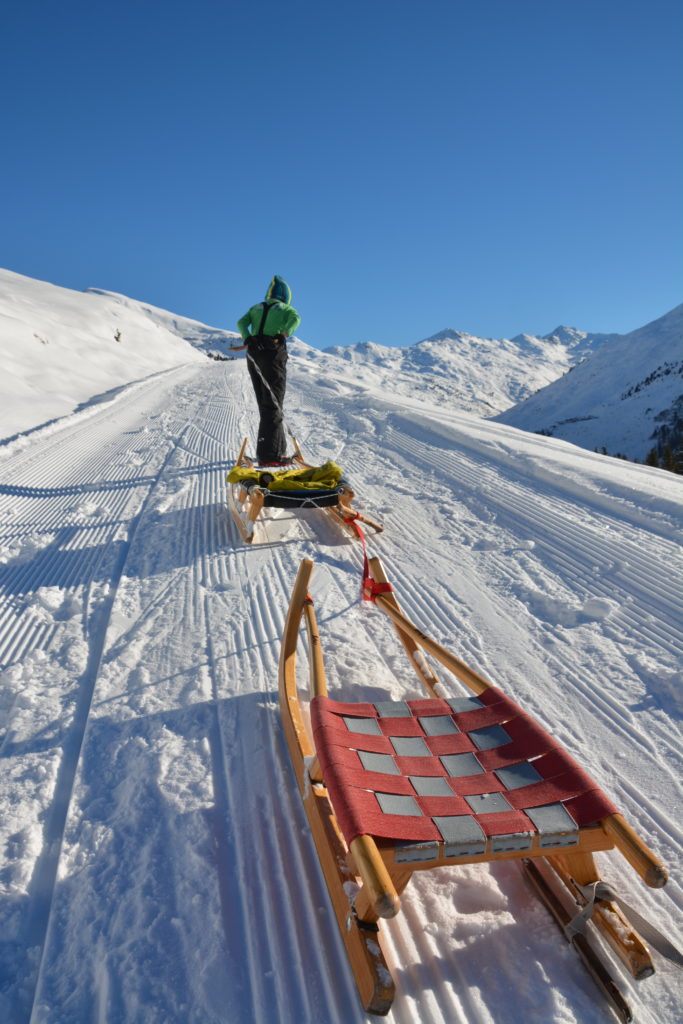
282 557 668 1017
311 687 618 856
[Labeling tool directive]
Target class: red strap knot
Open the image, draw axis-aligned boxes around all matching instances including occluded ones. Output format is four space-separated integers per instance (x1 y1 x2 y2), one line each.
362 578 394 603
343 510 393 601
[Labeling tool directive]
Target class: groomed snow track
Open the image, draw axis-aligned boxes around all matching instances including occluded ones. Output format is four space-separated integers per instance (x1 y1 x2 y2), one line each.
0 360 681 1024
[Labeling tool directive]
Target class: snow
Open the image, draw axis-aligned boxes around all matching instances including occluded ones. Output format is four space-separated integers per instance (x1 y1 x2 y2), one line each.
321 326 611 417
0 269 210 441
497 304 683 460
0 270 682 1023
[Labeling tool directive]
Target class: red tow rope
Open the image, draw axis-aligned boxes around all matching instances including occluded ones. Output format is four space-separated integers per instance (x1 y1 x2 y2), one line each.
343 514 393 602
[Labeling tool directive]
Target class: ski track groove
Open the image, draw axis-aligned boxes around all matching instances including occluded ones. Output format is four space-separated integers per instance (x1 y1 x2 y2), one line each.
23 421 195 1023
389 426 682 644
193 380 352 1022
378 428 683 749
0 368 205 1021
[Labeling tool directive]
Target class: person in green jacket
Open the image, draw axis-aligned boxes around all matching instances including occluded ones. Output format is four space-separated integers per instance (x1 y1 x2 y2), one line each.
236 276 301 464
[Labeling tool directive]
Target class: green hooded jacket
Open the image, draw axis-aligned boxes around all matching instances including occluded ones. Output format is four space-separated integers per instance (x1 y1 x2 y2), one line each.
237 275 301 341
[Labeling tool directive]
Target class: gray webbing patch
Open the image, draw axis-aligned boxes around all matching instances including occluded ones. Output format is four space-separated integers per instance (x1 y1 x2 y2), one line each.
376 792 423 817
343 716 382 735
464 792 512 814
440 752 484 777
434 815 487 857
495 761 543 790
410 776 453 797
489 832 533 853
374 701 412 718
526 803 579 847
395 840 439 864
418 715 459 736
446 696 484 713
358 750 400 775
469 724 511 750
390 736 431 757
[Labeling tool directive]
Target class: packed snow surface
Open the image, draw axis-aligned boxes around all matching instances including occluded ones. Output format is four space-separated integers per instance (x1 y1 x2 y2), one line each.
0 271 681 1023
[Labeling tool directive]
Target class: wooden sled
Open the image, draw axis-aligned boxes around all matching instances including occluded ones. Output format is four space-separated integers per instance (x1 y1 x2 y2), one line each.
279 558 669 1020
227 437 383 543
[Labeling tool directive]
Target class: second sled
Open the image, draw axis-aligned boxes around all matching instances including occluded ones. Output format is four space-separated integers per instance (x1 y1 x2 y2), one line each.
227 436 383 543
279 557 671 1019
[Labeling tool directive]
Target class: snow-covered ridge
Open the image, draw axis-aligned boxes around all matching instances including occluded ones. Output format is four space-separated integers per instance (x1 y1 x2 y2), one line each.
323 324 613 417
497 303 683 460
2 267 601 441
2 268 680 466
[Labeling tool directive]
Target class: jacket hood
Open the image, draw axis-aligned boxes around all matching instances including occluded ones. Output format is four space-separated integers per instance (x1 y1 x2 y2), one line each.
266 275 292 304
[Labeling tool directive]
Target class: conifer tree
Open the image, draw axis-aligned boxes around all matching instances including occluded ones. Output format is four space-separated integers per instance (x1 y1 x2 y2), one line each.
662 443 677 473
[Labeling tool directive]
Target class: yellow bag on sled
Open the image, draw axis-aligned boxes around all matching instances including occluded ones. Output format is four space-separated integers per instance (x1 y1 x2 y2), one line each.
226 461 344 492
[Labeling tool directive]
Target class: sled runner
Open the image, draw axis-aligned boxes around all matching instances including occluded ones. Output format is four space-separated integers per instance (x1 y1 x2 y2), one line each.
227 437 383 543
279 557 672 1019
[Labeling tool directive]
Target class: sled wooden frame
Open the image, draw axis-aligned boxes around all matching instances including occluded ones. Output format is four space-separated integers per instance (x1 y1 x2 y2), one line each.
279 557 668 1019
228 436 383 543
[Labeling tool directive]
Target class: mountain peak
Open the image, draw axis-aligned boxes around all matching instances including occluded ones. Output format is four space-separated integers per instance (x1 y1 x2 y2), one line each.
418 328 475 344
542 325 587 345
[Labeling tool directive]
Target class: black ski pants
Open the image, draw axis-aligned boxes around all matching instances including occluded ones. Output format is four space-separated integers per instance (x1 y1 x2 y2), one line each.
246 336 288 462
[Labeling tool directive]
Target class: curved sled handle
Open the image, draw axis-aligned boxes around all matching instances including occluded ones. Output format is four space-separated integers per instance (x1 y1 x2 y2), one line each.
235 437 249 467
279 559 317 761
283 560 401 922
303 585 328 699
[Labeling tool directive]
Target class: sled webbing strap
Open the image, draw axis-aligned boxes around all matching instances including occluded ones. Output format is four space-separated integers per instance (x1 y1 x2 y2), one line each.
343 514 392 603
567 880 683 968
310 691 619 849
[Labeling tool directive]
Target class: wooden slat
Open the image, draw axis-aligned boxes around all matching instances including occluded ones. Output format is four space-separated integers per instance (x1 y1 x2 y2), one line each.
369 557 441 697
381 824 614 873
603 814 668 888
278 559 395 1015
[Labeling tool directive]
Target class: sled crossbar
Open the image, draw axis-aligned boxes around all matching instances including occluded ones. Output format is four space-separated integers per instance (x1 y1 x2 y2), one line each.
279 557 668 1017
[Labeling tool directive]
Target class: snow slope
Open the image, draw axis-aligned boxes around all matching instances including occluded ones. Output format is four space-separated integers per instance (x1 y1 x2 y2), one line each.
86 287 243 359
0 354 681 1024
496 304 683 460
1 268 618 449
0 270 211 441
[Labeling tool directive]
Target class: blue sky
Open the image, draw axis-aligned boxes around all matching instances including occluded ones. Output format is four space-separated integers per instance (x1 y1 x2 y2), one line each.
2 0 681 349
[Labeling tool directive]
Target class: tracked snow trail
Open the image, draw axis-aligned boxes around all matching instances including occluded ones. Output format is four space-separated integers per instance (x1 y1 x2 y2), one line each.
0 359 681 1023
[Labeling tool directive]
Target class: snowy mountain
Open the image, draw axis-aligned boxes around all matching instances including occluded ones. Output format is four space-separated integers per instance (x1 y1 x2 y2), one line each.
322 325 611 416
496 305 683 462
0 269 237 441
1 268 613 444
86 286 243 359
0 268 681 1024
